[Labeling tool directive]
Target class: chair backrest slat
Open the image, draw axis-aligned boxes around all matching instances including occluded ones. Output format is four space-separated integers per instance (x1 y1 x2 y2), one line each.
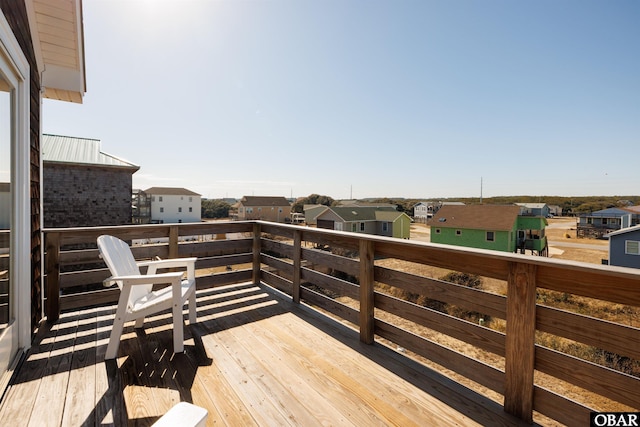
98 235 152 308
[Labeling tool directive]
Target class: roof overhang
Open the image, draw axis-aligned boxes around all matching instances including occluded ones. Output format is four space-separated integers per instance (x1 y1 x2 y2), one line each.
25 0 86 103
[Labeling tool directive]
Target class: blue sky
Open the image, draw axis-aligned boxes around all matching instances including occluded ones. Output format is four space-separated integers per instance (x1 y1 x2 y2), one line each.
43 0 640 200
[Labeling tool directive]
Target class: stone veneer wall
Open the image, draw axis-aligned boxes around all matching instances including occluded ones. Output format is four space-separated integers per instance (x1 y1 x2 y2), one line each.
43 164 134 228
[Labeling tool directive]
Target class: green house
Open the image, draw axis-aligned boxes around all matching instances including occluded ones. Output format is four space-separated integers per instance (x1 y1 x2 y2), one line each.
316 206 411 239
428 204 548 255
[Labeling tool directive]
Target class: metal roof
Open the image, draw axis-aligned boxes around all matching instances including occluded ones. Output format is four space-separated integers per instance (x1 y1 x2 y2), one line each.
42 134 139 169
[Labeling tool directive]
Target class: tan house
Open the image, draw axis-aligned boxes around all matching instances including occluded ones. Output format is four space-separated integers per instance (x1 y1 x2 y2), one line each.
237 196 291 223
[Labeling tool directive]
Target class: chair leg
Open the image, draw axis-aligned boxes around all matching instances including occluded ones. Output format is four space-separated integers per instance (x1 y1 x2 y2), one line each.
188 291 197 324
172 302 184 353
105 314 126 360
134 317 145 328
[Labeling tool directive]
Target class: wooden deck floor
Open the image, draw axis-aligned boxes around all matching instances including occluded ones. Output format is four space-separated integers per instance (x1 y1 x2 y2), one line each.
0 283 531 426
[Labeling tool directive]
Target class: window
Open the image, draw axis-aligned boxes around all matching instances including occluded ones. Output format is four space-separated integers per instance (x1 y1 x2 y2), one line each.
456 230 462 236
625 240 640 255
159 196 163 202
189 207 192 212
352 223 357 232
151 196 155 202
486 231 495 242
382 223 388 232
360 222 365 231
178 207 182 213
160 207 164 213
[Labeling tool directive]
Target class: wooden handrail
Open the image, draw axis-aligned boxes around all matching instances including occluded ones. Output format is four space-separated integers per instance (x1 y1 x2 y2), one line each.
42 220 640 425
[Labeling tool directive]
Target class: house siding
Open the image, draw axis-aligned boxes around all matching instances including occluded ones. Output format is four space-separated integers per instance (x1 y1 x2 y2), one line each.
43 165 133 227
1 0 43 329
237 197 291 223
431 227 514 251
609 228 640 269
150 193 201 224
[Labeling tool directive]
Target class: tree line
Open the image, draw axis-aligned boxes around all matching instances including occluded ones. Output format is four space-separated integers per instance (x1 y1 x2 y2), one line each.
201 194 640 219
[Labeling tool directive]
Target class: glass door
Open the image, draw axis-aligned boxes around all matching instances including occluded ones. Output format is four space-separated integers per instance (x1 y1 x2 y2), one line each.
0 17 30 392
0 63 17 386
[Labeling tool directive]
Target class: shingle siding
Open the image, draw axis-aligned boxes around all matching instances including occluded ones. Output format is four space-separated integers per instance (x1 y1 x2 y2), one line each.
43 165 133 227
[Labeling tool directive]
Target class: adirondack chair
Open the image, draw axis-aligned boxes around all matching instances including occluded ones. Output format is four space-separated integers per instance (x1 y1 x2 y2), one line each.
97 235 197 360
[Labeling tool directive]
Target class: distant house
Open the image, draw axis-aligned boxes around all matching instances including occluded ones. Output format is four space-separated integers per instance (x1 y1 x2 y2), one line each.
516 203 550 218
577 207 640 239
237 196 291 223
607 225 640 269
303 204 329 226
428 204 548 255
413 202 436 223
316 206 411 239
42 134 139 227
132 189 151 224
145 187 202 224
548 205 562 216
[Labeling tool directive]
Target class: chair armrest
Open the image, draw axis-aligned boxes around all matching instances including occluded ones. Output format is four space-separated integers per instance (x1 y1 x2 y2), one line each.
137 257 197 269
137 257 197 279
103 271 184 288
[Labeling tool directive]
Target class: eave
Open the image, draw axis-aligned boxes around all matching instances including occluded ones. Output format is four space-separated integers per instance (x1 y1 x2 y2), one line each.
26 0 86 103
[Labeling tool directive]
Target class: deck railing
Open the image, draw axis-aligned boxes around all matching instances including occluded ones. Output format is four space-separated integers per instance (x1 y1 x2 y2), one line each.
43 221 640 425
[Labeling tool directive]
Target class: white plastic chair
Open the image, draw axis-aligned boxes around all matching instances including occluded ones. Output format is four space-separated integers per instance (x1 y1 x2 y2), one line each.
97 235 197 360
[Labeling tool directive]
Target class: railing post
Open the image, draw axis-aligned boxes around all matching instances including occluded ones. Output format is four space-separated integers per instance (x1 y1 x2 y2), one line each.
45 232 60 322
252 223 261 285
504 261 537 422
359 239 375 344
169 225 179 259
292 229 301 303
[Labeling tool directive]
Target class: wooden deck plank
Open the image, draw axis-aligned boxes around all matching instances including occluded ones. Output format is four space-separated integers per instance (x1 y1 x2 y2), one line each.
233 314 358 426
0 321 55 423
27 310 79 427
284 295 529 427
1 283 540 427
204 292 355 426
187 289 266 426
93 305 128 426
260 305 473 426
61 309 98 427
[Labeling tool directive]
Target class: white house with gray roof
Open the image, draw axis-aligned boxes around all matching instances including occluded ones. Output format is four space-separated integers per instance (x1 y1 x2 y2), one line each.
145 187 202 224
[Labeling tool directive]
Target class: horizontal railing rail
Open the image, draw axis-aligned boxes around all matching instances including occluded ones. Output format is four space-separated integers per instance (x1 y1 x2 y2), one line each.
43 220 640 426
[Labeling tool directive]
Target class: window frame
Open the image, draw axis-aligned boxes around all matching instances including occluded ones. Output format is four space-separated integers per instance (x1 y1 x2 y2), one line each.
625 240 640 255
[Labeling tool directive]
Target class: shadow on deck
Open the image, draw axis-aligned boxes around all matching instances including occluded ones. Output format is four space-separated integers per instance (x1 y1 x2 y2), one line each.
0 282 533 426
